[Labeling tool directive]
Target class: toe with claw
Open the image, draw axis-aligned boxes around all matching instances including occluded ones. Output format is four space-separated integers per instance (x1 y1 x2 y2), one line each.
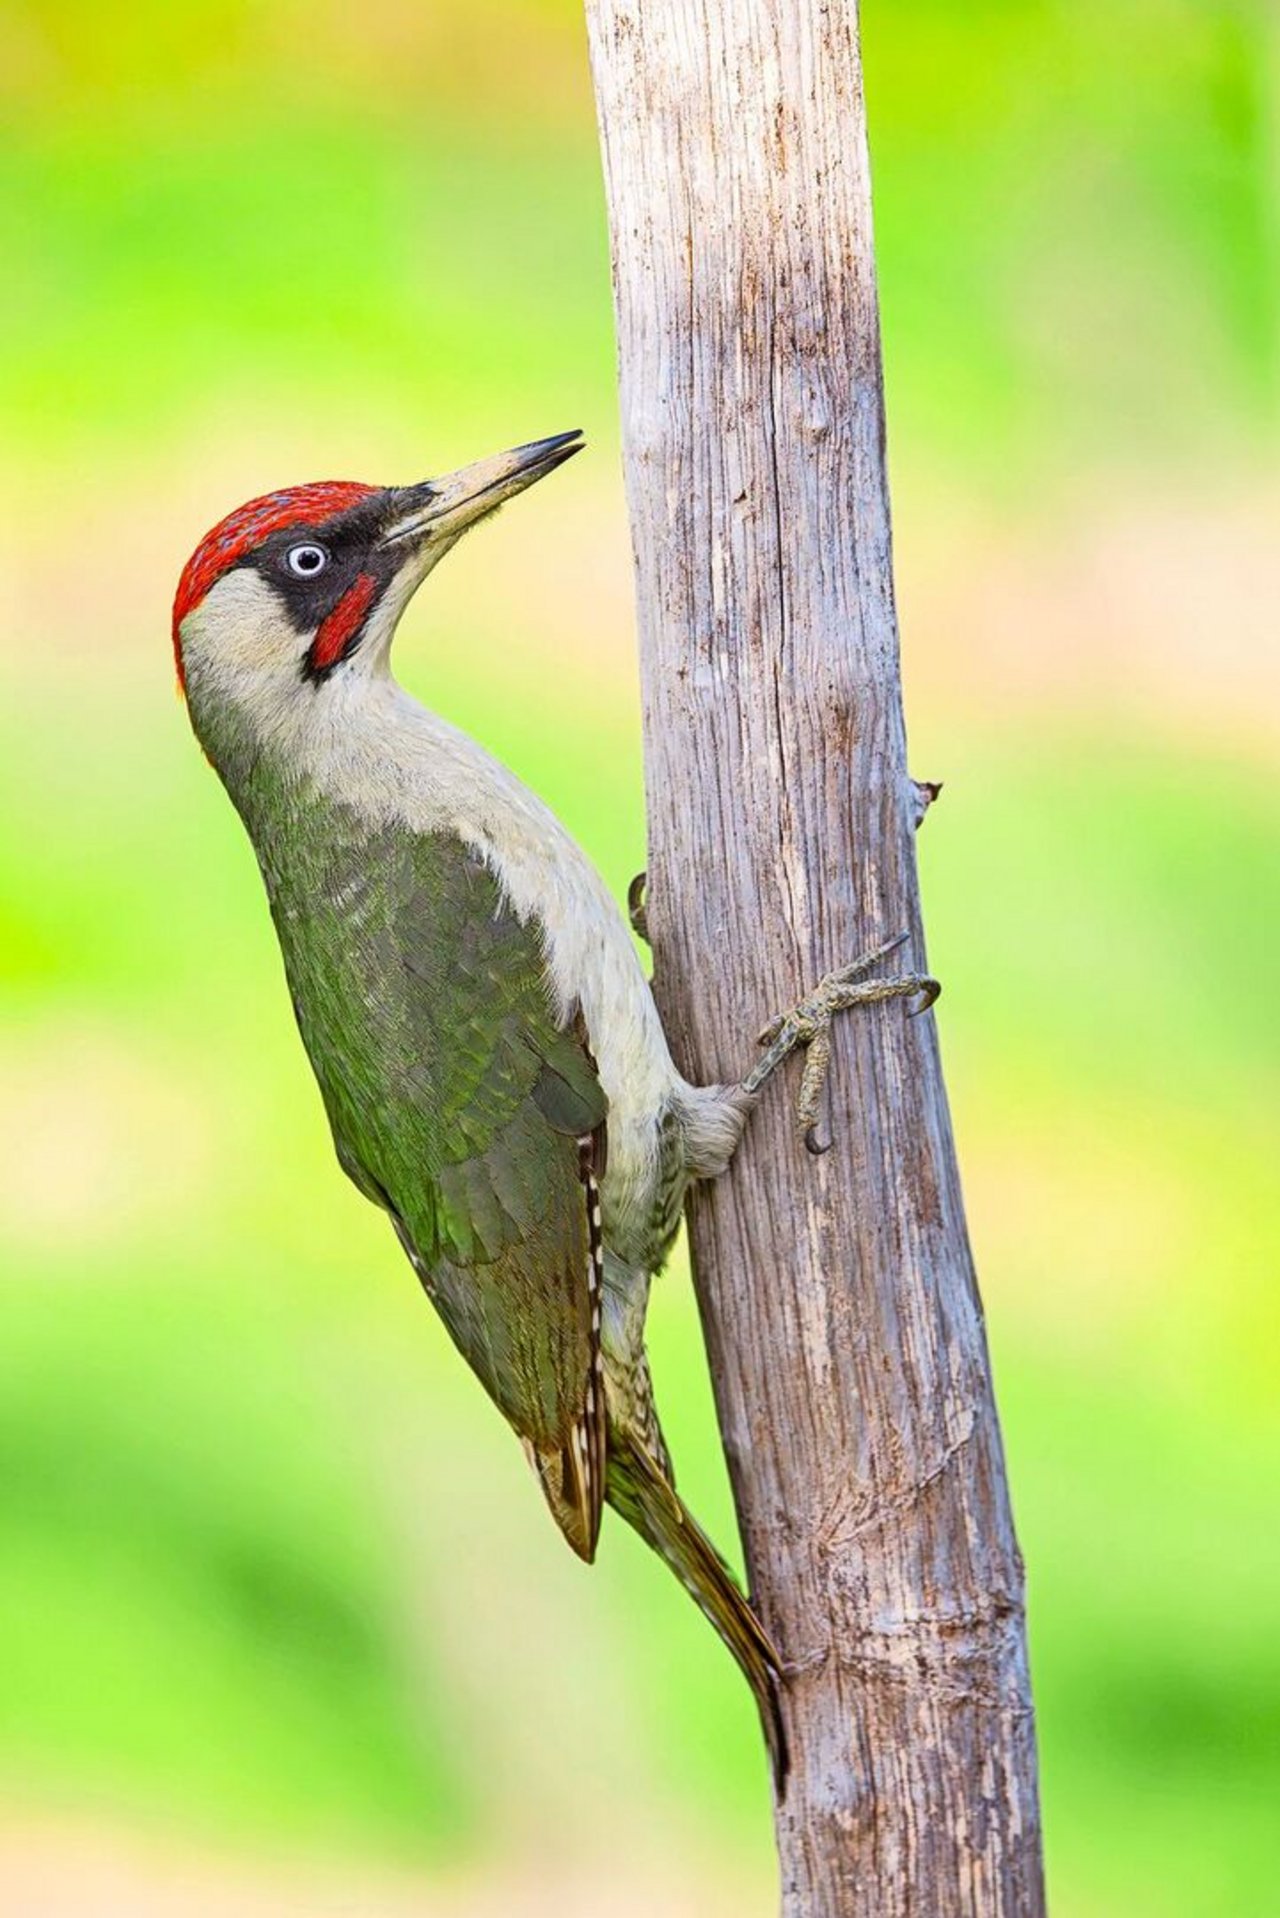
628 871 650 945
742 932 940 1154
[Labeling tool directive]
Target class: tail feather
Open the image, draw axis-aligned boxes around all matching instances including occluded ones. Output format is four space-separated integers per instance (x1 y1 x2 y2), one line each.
606 1425 788 1785
522 1414 602 1563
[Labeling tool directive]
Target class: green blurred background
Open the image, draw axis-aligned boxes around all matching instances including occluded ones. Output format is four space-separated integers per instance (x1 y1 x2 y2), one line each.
1 2 1276 1912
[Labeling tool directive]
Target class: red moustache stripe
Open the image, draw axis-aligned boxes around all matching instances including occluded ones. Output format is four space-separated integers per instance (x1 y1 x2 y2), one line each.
308 571 379 676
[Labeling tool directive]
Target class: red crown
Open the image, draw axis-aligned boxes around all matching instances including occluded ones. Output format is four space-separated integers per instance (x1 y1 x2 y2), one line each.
173 481 376 688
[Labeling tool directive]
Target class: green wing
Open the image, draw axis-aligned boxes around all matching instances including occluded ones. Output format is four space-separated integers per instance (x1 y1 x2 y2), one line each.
264 812 609 1561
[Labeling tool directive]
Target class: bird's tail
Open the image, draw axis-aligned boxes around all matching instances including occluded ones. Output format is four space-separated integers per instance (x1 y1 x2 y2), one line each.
606 1423 788 1786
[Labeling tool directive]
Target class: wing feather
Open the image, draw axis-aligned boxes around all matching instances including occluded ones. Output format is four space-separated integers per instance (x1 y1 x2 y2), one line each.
276 820 609 1558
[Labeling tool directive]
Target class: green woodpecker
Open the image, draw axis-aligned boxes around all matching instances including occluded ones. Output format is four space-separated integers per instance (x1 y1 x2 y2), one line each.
173 431 937 1778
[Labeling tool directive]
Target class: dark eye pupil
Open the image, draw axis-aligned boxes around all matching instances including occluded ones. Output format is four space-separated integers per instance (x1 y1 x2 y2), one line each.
285 542 330 580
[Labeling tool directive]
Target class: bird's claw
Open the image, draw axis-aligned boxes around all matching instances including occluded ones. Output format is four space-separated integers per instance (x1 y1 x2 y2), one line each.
906 977 942 1018
742 931 940 1149
628 871 649 945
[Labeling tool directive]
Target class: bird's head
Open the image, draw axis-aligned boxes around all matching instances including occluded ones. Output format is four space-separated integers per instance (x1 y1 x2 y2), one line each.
172 430 583 720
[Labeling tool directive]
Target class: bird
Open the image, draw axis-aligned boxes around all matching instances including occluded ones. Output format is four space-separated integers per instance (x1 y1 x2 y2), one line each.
172 429 938 1780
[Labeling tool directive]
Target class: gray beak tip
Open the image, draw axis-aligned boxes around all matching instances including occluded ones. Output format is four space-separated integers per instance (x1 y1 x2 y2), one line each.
381 430 588 549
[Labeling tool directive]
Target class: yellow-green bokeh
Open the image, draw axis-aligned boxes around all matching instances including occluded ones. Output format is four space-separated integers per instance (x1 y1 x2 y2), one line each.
2 3 1276 1914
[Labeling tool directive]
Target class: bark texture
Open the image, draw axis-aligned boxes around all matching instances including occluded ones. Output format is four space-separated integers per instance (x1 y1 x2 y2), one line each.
584 4 1046 1913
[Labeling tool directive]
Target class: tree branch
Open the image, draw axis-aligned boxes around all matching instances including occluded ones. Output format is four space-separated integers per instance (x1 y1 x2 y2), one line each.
584 2 1045 1911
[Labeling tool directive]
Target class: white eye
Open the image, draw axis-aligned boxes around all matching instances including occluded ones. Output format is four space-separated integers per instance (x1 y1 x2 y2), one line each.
286 542 329 578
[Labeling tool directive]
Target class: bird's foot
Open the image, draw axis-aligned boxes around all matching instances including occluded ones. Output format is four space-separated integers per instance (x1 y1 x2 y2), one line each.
742 933 939 1156
628 870 650 945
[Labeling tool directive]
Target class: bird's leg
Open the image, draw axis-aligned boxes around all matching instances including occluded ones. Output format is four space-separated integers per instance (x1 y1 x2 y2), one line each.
742 932 939 1156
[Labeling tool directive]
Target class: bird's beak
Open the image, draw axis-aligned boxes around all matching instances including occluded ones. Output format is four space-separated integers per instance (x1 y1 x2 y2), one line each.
378 431 585 550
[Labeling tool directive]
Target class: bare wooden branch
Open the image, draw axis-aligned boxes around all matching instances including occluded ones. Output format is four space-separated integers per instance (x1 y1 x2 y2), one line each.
584 3 1046 1912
